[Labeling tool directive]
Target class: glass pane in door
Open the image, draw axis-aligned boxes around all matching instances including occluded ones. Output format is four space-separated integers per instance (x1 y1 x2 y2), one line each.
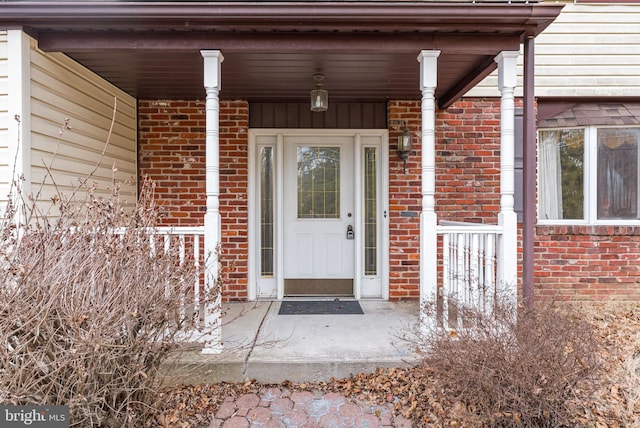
364 147 377 275
260 147 274 276
296 147 340 219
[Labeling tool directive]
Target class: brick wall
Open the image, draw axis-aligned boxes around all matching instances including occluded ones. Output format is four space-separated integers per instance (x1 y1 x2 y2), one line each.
436 99 503 223
535 226 640 301
219 101 250 300
388 99 504 299
138 100 249 300
138 100 206 226
388 102 422 299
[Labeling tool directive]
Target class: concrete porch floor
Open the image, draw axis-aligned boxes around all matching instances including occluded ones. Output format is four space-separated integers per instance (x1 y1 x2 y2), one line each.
168 300 423 385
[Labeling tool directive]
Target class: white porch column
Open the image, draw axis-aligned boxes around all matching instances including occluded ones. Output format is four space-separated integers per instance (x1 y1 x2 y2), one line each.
201 50 224 354
417 50 440 334
495 51 519 308
6 30 32 203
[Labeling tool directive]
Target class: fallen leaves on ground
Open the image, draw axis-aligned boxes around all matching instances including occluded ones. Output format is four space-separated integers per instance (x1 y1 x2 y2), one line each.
155 303 640 427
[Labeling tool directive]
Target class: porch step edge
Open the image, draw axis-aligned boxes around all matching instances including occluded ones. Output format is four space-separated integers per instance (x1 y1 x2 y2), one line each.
243 359 419 384
160 355 420 386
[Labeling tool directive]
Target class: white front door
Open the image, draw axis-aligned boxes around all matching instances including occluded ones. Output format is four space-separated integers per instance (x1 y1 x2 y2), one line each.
283 135 355 295
249 129 389 300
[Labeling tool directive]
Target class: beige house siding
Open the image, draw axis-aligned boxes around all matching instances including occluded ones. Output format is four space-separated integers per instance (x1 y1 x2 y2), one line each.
467 2 640 99
29 37 137 211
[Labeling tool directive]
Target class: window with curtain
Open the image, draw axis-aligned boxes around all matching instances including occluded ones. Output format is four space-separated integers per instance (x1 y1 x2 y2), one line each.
597 128 639 219
538 126 640 223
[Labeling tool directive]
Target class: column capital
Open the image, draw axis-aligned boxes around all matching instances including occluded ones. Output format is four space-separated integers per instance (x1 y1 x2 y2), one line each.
494 50 520 62
201 50 224 89
417 50 441 90
495 50 519 92
417 50 441 60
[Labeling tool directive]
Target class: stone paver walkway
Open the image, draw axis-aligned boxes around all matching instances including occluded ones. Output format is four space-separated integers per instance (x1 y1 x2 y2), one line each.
207 388 413 428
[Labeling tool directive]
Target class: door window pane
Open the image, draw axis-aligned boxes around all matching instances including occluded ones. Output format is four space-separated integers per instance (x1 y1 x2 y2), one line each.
260 147 274 276
597 128 639 220
297 147 340 219
364 147 377 275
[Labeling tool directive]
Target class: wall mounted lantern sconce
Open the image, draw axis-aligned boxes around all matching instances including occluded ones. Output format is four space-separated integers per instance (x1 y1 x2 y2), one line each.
310 73 328 112
397 124 412 173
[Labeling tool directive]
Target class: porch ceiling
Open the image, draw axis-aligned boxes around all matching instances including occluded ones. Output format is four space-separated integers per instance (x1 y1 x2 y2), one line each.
0 1 563 108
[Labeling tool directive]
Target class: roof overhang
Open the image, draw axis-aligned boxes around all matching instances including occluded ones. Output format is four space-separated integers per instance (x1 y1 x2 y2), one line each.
0 1 564 107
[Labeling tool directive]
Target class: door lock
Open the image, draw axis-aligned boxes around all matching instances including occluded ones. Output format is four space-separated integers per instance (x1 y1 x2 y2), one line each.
346 225 354 240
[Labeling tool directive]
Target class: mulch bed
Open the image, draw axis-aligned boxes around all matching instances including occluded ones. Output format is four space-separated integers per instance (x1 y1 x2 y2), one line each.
155 303 640 427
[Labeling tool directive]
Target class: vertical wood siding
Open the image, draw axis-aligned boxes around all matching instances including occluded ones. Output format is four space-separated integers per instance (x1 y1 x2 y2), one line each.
0 31 9 205
468 2 640 99
249 103 387 129
29 39 137 211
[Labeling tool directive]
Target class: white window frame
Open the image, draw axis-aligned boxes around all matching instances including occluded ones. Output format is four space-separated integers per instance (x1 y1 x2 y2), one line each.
538 125 640 226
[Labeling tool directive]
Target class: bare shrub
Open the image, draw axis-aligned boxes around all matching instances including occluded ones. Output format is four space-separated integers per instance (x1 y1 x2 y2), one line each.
0 178 216 427
422 301 600 427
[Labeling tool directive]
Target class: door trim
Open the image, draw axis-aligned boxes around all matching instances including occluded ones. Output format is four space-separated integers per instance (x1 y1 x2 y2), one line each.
248 129 389 300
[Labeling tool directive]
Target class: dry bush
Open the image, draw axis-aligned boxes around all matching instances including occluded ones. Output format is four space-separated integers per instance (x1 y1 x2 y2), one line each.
422 301 600 427
0 178 216 427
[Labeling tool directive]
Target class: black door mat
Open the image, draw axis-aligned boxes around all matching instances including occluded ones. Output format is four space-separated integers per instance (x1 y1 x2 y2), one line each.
278 300 364 315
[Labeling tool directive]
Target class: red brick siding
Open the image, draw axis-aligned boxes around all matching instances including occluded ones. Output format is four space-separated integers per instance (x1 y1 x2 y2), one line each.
138 100 206 226
388 99 505 300
535 226 640 301
138 100 249 301
436 99 503 223
219 101 250 300
388 102 422 299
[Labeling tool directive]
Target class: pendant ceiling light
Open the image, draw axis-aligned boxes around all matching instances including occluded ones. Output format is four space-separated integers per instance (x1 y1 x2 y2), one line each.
310 73 328 112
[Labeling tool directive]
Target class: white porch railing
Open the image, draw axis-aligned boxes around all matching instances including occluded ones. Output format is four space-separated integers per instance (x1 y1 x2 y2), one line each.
437 221 504 330
114 226 217 344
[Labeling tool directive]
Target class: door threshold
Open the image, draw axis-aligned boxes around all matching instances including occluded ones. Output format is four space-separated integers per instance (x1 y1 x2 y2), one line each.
282 296 356 301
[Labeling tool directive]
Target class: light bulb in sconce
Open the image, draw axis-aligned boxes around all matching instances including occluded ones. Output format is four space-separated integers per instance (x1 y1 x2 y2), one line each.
397 125 412 174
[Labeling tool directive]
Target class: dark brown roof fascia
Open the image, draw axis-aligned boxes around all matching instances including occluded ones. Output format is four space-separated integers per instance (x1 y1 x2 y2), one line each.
0 2 564 39
36 31 521 54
